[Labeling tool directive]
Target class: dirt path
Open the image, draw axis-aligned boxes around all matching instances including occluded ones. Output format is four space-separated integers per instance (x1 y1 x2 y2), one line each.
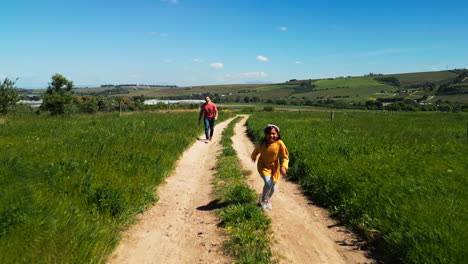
231 115 373 264
108 114 373 264
108 118 235 264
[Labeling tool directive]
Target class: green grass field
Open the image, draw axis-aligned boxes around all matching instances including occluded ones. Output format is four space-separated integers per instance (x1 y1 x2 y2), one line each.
313 77 389 89
246 111 467 264
295 86 397 102
0 112 230 263
255 84 296 92
121 84 267 98
387 71 459 85
288 78 397 102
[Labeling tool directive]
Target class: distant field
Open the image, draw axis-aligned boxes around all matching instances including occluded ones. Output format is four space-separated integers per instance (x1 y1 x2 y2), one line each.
313 77 389 89
386 71 459 85
218 102 352 112
431 94 468 104
118 84 267 98
294 85 397 102
255 84 296 92
253 86 296 99
76 86 179 96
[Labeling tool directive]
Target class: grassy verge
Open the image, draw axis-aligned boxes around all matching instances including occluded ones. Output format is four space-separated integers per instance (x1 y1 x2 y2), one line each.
0 111 231 263
246 111 467 264
211 116 275 263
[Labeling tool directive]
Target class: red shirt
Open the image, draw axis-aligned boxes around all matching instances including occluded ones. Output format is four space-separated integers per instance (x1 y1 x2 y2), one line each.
200 103 217 118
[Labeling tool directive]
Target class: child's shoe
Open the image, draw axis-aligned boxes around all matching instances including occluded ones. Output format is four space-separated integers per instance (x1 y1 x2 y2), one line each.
260 201 268 211
266 201 272 210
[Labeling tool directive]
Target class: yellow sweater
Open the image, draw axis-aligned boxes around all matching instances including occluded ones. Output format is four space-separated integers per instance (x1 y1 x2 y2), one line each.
251 139 289 183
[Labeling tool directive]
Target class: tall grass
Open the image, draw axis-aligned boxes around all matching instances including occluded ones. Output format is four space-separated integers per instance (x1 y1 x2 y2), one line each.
212 116 275 263
247 111 467 264
0 112 230 263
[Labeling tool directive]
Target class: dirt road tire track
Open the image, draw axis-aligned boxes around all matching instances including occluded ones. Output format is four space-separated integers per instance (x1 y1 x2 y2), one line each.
231 115 373 264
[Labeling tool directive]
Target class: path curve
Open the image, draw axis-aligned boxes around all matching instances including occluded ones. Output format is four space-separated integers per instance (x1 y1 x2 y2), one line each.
108 118 235 264
231 115 373 264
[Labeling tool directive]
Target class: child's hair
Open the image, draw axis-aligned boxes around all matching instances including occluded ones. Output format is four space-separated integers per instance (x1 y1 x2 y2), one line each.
261 124 281 145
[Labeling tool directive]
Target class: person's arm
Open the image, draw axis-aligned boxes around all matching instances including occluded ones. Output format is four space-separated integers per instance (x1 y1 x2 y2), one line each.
280 141 289 176
251 143 260 162
198 105 204 125
214 104 218 120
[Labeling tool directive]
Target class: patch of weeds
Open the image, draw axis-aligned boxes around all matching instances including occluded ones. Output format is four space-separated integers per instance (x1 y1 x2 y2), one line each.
219 203 270 231
223 222 274 264
89 182 126 217
222 183 257 205
211 116 275 263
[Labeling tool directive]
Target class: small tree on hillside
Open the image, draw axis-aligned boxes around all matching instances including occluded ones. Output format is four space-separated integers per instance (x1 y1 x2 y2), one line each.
41 74 74 115
0 78 20 115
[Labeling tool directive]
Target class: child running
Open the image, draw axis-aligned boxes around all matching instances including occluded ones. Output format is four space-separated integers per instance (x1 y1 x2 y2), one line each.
251 124 289 211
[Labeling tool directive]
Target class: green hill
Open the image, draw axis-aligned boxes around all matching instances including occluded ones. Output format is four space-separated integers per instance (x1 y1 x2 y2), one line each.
125 70 468 104
20 70 468 106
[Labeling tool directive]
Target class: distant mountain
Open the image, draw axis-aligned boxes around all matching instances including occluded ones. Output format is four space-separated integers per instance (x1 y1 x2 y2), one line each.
244 80 272 84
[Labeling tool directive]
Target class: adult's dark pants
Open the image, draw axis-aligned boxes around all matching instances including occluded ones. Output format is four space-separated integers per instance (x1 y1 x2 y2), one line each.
204 117 216 140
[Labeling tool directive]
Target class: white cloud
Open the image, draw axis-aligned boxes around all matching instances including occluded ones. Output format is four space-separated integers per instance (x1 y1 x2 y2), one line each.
210 62 224 68
161 0 179 4
164 59 173 63
192 58 203 62
279 26 288 31
257 55 269 61
129 74 140 79
239 72 267 78
149 32 157 35
160 33 169 37
431 67 439 71
295 61 302 64
224 72 268 80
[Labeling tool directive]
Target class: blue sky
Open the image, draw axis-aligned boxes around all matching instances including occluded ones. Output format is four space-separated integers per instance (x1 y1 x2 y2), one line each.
1 0 467 88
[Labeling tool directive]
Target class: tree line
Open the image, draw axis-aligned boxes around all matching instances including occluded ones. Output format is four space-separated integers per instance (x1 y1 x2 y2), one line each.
0 74 198 116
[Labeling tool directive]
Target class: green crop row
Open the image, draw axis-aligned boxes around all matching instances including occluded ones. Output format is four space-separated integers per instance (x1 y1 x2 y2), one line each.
246 111 467 264
212 116 275 263
0 111 230 263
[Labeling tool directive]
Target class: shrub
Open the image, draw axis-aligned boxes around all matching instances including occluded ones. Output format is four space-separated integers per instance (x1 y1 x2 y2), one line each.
0 78 20 115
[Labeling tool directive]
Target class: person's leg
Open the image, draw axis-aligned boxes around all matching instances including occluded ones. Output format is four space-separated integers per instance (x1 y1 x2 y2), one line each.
268 180 275 199
261 175 275 201
203 117 210 140
209 118 216 140
262 175 275 210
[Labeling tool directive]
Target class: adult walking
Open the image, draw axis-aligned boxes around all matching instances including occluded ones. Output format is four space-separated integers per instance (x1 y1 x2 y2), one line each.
198 96 218 142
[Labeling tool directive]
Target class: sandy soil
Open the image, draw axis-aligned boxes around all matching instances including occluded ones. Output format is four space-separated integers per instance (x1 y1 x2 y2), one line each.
231 115 374 264
108 114 374 264
108 118 235 264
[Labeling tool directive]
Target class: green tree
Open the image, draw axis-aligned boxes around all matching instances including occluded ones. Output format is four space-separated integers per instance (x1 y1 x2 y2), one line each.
41 74 74 115
0 78 20 115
